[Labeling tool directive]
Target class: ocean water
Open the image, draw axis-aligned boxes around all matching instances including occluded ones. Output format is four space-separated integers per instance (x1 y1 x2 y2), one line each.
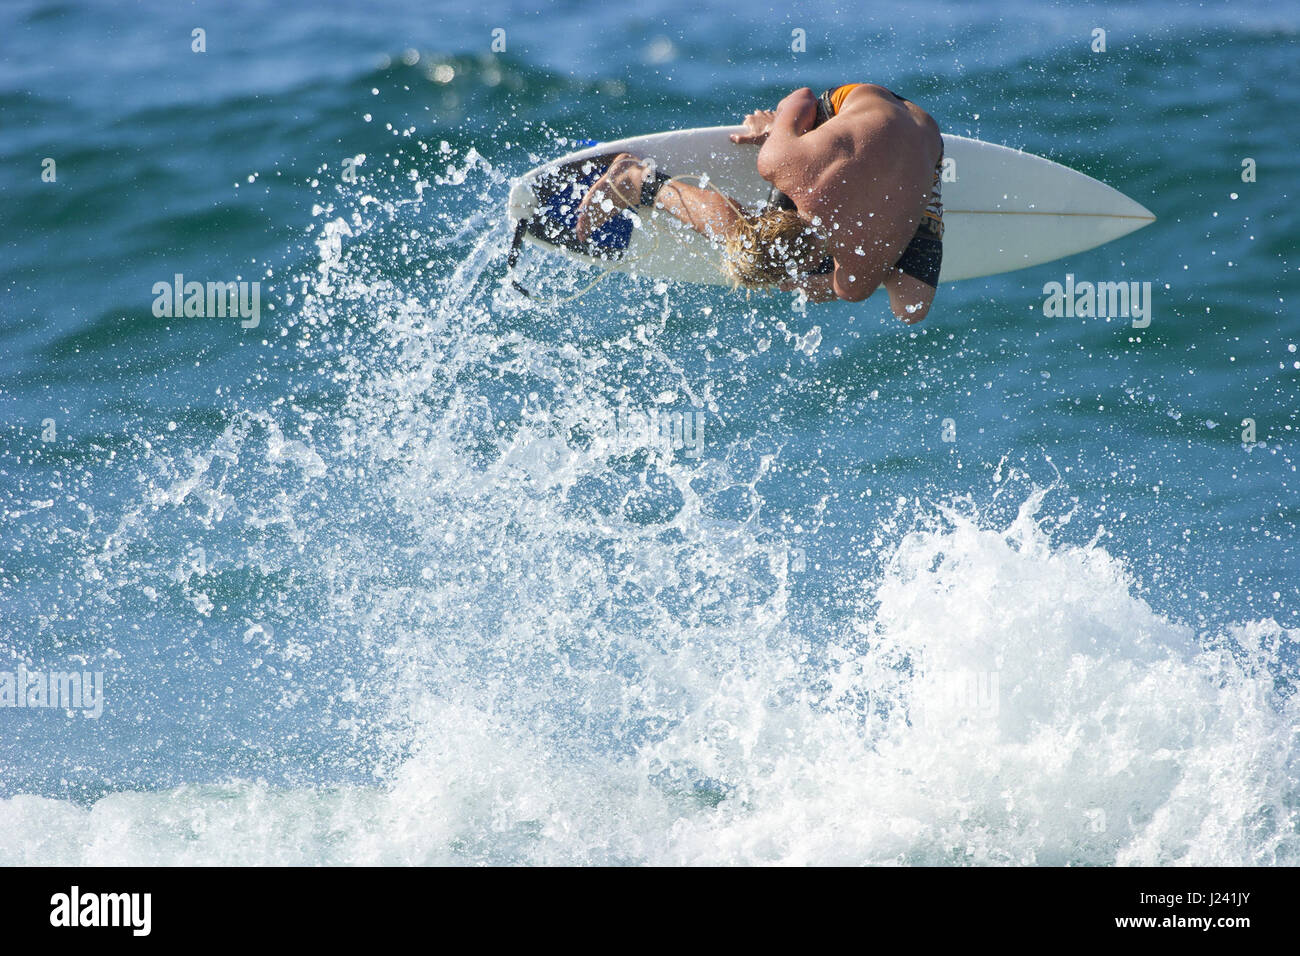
0 0 1297 865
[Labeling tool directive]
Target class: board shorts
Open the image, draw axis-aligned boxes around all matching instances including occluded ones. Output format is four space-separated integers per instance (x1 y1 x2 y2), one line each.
771 84 944 288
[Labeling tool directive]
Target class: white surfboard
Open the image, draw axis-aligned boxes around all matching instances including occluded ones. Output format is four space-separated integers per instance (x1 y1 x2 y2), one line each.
506 126 1154 286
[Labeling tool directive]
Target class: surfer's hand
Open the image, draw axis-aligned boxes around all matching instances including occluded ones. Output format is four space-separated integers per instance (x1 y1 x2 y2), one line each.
575 153 646 242
730 110 776 145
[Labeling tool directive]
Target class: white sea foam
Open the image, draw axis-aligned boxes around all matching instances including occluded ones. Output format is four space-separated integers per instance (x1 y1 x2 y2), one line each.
3 496 1294 865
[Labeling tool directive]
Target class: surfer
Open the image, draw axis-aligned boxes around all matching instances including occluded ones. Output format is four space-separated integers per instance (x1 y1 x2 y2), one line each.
574 84 944 322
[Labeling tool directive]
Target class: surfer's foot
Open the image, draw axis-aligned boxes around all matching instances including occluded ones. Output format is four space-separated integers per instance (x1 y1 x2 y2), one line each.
574 153 650 241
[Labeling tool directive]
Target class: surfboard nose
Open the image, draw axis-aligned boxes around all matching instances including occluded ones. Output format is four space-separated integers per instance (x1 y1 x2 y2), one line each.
1115 192 1156 233
1076 183 1156 244
1131 198 1156 226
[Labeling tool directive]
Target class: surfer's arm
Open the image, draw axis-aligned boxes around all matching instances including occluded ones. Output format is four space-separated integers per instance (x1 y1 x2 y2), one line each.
755 88 817 183
780 251 887 304
777 270 837 304
651 180 744 242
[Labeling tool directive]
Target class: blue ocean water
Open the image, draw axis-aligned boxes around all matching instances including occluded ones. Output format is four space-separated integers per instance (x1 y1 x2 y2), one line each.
0 0 1296 864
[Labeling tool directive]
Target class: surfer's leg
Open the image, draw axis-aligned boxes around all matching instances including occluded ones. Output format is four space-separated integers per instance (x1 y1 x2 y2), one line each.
884 270 935 323
574 153 745 244
884 152 943 322
885 227 940 322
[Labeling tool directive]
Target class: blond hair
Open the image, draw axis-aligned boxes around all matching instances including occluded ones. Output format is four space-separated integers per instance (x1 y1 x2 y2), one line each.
721 208 828 290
